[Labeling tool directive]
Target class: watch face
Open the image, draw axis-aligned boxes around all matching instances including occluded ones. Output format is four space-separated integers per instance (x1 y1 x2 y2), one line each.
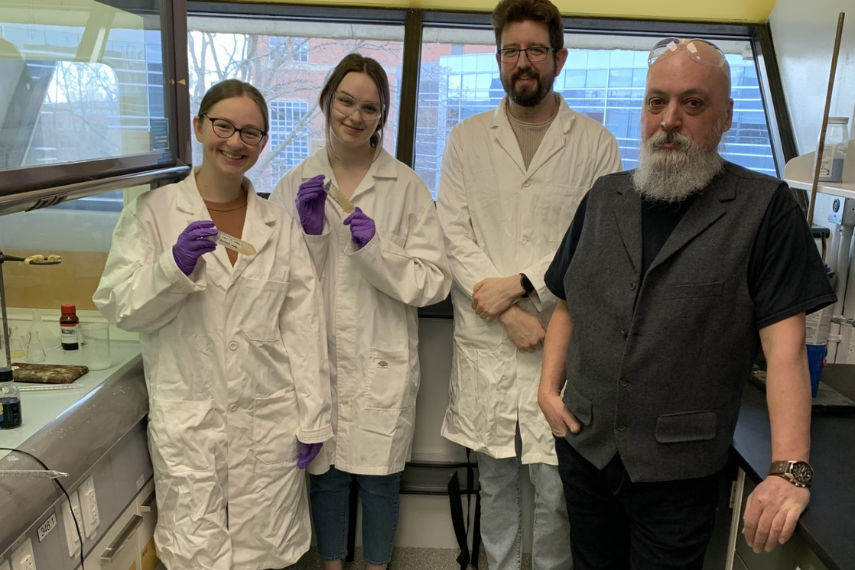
791 461 814 485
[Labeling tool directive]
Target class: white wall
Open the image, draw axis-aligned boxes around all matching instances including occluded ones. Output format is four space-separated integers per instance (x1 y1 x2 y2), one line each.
770 0 855 154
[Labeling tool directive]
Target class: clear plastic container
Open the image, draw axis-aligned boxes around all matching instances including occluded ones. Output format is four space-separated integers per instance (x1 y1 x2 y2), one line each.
818 117 849 182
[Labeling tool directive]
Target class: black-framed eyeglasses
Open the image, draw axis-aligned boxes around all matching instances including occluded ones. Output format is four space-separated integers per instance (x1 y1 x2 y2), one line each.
498 46 555 63
201 114 267 146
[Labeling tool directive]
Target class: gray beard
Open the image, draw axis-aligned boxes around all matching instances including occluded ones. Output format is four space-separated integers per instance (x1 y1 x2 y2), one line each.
632 131 725 203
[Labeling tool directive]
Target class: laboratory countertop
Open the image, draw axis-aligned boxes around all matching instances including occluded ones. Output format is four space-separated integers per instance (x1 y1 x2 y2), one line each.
732 381 855 570
0 342 142 461
0 341 147 556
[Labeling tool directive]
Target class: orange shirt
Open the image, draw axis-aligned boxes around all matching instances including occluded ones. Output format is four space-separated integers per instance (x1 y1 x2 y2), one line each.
204 192 248 266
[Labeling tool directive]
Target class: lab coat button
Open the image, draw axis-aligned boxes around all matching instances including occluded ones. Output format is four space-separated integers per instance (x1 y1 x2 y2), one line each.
229 341 238 350
520 236 528 245
619 378 628 387
629 281 636 291
523 180 531 188
229 404 238 412
617 424 626 432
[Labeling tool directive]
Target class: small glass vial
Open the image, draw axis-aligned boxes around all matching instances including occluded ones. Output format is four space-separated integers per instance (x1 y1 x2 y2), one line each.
60 304 80 351
818 117 849 182
0 367 22 429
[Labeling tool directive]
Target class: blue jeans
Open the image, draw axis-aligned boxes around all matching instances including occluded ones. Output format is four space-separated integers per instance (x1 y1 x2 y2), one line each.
476 428 572 570
309 467 401 566
555 436 720 570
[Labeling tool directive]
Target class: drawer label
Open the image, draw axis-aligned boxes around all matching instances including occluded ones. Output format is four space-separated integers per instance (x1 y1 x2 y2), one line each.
38 512 57 542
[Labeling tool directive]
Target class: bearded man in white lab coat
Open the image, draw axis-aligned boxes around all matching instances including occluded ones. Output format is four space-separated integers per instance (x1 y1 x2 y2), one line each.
436 0 622 568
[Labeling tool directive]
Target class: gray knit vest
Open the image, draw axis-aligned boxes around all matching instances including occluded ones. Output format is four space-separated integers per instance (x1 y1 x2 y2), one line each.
562 161 780 482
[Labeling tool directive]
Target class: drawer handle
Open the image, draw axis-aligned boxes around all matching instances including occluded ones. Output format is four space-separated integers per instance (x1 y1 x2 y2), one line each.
100 514 143 563
140 490 156 512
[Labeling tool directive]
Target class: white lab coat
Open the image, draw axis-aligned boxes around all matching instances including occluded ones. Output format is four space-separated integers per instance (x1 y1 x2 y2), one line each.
270 148 451 475
93 171 332 570
437 94 622 465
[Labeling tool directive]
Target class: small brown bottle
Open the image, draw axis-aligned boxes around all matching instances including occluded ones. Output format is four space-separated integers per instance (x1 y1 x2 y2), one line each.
60 304 80 350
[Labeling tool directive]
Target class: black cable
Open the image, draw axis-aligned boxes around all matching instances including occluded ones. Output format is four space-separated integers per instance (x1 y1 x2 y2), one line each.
0 447 85 569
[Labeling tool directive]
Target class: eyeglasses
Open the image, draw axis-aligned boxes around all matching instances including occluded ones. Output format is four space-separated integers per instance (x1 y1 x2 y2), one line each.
201 115 267 146
647 38 727 68
498 46 555 63
332 92 384 121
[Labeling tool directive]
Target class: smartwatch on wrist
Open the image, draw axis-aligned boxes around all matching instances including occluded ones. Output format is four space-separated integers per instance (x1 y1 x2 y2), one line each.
520 273 534 298
768 460 814 488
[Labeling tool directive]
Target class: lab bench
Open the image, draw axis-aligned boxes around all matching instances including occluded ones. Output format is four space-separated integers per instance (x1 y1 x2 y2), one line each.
728 368 855 570
0 341 158 569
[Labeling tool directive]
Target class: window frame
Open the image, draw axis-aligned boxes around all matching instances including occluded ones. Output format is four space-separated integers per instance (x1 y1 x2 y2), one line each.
0 0 191 212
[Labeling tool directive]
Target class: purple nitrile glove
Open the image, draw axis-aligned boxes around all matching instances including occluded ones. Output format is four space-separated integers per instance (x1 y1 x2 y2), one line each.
296 174 328 235
342 207 376 250
173 220 218 276
297 442 323 469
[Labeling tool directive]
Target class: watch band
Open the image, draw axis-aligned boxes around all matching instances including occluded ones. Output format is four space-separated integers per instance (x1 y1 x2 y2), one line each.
768 460 814 488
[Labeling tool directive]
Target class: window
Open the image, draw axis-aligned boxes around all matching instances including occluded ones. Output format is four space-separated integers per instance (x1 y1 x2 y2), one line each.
268 36 309 62
269 100 309 181
416 29 777 198
187 16 405 194
0 3 169 173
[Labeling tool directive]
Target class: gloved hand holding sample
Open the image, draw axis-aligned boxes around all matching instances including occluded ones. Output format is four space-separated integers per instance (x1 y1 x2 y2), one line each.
297 442 323 469
296 174 328 235
173 220 218 275
343 207 375 249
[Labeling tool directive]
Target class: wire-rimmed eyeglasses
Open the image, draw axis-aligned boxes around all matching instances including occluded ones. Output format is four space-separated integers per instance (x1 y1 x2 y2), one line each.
201 115 267 146
332 92 384 121
647 38 727 69
498 46 556 63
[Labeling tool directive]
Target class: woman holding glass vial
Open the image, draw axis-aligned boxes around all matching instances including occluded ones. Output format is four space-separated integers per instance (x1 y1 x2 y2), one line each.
271 54 451 570
94 79 331 570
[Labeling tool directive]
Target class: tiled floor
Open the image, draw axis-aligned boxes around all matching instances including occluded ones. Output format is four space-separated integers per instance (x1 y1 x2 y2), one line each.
286 547 533 569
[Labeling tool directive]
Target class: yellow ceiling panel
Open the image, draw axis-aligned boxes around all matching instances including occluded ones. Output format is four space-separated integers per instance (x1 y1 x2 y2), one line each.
228 0 777 23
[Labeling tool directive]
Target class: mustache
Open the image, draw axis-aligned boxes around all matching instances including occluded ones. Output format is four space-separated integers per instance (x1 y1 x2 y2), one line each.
512 70 539 81
648 130 695 151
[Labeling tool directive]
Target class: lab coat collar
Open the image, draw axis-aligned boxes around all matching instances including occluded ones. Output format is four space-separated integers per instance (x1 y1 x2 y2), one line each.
175 168 275 284
490 93 577 175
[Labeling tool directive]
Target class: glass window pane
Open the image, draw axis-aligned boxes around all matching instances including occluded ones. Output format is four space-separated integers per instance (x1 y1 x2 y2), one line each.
416 31 778 198
0 0 168 173
187 17 405 194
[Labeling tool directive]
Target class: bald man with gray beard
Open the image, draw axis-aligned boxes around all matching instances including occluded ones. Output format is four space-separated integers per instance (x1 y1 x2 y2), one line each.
537 38 836 570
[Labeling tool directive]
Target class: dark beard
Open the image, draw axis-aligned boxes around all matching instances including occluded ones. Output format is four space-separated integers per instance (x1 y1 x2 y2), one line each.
505 70 551 107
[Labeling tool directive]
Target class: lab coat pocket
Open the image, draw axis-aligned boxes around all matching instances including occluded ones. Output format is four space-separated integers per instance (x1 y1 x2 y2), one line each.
253 390 300 465
535 185 586 243
149 398 217 475
365 348 412 410
241 276 290 342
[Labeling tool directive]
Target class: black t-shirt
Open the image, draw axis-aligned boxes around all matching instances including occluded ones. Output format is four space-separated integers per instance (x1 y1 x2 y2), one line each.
545 186 836 329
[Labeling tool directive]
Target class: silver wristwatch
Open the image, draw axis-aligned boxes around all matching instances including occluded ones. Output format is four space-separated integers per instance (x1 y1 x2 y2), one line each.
768 460 814 488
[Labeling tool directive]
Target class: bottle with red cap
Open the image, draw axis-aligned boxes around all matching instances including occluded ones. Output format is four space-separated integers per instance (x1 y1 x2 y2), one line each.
60 304 80 351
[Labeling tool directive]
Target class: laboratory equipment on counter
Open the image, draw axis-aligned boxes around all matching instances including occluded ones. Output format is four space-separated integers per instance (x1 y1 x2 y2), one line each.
31 309 60 351
60 304 80 351
818 117 849 182
0 469 68 478
0 367 21 429
0 249 62 368
204 230 257 256
26 330 46 363
7 326 25 359
16 383 79 392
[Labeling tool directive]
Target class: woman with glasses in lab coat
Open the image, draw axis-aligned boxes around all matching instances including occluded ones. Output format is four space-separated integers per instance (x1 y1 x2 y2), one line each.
94 79 331 570
271 54 451 570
